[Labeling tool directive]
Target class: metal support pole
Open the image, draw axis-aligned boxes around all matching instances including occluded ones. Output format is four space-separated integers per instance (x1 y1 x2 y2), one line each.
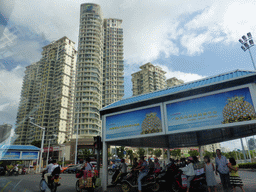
240 138 247 163
62 145 65 168
102 141 108 192
246 138 252 163
46 140 50 166
97 147 100 176
39 129 45 173
167 148 170 162
75 103 79 165
248 48 256 70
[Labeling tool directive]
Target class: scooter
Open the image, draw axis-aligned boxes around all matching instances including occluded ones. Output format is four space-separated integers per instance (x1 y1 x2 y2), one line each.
171 170 207 192
40 170 61 192
121 170 160 192
111 166 128 186
21 167 26 175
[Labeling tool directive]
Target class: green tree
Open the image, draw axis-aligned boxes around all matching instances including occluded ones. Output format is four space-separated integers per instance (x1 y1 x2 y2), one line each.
154 149 162 158
148 148 154 156
170 149 181 158
79 148 93 160
203 150 213 158
116 146 125 159
126 149 134 165
31 140 41 148
137 148 146 158
188 150 200 157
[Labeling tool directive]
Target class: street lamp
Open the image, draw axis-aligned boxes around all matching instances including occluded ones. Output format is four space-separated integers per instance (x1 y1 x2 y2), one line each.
239 32 256 70
46 134 57 166
29 117 45 173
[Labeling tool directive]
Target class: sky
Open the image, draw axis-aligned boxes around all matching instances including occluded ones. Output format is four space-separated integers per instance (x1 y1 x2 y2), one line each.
1 0 256 150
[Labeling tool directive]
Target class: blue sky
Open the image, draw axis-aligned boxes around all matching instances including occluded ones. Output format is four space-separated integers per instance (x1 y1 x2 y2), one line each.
1 0 256 150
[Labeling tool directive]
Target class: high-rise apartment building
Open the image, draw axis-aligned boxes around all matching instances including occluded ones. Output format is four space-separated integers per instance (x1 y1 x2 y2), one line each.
73 3 104 138
166 77 184 88
15 36 77 145
202 143 221 153
73 4 124 140
15 62 40 145
102 18 124 107
131 62 167 96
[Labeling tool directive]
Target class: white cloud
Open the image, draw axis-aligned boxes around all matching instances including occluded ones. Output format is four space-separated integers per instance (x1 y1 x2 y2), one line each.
157 64 206 83
0 66 25 125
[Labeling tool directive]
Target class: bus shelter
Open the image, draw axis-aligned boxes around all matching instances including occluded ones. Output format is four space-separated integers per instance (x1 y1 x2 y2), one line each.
100 70 256 191
0 145 40 170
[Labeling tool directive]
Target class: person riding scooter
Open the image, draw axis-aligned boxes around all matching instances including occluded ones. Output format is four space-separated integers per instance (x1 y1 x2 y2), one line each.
134 156 148 192
43 159 54 184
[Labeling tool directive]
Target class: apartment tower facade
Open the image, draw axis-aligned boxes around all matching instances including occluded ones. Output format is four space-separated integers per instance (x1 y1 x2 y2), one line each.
166 77 184 88
73 4 104 139
102 18 124 107
132 62 167 96
15 36 77 145
15 62 40 145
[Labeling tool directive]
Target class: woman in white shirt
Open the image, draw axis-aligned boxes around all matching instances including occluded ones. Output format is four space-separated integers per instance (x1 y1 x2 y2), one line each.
179 157 195 192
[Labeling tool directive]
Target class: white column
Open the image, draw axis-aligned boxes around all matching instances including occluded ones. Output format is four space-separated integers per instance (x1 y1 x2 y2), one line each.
102 141 108 191
199 146 203 161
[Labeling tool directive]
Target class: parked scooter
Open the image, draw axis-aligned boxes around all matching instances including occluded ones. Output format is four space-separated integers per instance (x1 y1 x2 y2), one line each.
21 167 26 175
121 170 160 192
171 170 207 192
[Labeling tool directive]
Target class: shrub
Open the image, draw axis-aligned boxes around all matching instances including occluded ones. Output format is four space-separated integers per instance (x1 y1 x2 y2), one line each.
238 162 256 169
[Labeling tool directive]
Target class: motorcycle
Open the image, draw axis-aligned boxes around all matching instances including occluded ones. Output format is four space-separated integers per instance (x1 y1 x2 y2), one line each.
156 161 180 188
21 167 26 175
111 166 128 186
121 170 160 192
7 168 19 176
108 165 118 175
40 171 61 192
171 170 207 192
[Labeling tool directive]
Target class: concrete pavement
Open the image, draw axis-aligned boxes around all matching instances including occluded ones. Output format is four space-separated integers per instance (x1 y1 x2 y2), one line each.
0 170 255 192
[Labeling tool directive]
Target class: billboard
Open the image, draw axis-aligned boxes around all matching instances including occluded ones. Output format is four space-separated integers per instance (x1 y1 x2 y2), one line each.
166 87 256 133
21 152 38 160
1 151 20 160
105 105 164 140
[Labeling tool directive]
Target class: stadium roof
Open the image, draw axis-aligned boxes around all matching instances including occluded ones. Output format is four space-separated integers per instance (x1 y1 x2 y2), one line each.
101 69 256 115
0 145 40 151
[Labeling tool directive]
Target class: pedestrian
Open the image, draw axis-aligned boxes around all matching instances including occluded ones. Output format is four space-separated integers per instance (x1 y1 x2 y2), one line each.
215 149 231 192
228 157 245 192
134 156 148 192
179 157 195 192
204 156 217 192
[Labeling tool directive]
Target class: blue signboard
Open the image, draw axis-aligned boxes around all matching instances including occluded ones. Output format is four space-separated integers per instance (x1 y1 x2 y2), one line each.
1 151 20 160
106 106 163 140
21 152 38 160
166 88 256 133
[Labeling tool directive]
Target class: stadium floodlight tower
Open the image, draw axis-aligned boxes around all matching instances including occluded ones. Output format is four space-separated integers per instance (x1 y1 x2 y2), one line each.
239 32 256 70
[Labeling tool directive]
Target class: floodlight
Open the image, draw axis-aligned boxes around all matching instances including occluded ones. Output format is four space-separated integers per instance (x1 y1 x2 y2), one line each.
244 43 249 48
242 35 247 41
241 46 246 51
249 39 254 46
239 39 244 44
247 32 252 39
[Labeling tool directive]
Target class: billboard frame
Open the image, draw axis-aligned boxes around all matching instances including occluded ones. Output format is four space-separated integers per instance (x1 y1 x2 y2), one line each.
163 83 256 135
103 103 166 142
